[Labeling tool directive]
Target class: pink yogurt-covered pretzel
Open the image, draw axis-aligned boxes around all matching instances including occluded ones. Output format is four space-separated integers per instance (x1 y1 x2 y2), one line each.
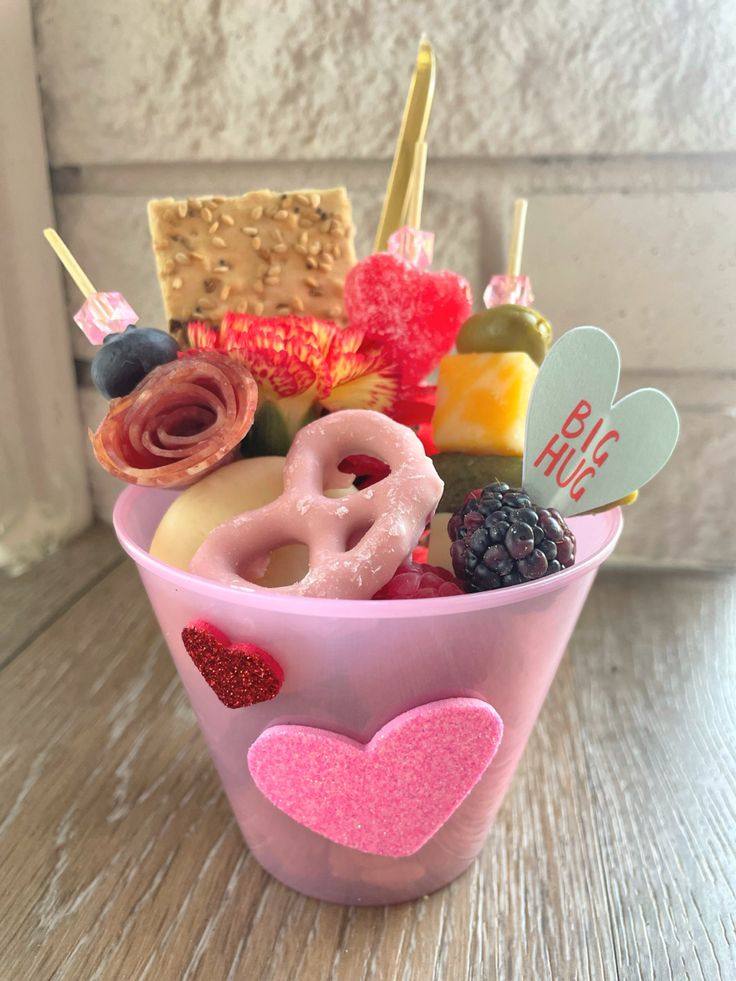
189 410 444 599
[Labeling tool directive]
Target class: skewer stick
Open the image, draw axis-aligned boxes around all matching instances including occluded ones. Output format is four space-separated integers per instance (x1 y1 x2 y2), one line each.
43 228 96 298
403 141 428 229
374 36 435 251
506 198 528 277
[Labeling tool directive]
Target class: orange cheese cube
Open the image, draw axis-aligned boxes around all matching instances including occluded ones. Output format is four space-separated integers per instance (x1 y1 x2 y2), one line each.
432 352 538 456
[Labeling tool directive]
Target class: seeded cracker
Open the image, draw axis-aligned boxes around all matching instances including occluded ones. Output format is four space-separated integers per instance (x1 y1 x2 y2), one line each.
148 188 356 336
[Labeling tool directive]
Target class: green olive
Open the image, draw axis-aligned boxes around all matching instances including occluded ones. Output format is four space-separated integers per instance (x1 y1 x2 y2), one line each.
433 453 523 512
456 304 553 366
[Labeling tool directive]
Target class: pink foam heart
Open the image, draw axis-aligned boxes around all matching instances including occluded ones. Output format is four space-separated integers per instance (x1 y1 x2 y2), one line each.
247 697 503 857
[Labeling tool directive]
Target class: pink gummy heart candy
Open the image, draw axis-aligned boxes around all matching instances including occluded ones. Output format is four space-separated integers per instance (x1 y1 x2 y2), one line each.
344 253 472 387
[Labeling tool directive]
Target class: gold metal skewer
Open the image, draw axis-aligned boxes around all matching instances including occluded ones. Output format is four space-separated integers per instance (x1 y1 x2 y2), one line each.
402 141 428 230
580 490 639 515
373 36 436 252
43 228 96 298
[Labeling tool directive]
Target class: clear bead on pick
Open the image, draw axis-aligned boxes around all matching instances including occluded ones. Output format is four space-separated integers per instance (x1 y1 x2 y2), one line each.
387 225 435 272
73 291 139 345
483 274 534 309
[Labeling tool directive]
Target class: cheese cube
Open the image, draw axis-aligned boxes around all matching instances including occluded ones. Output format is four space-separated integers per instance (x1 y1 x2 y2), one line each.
432 352 538 456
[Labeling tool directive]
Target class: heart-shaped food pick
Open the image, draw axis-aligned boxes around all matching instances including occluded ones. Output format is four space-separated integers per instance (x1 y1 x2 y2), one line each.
181 621 284 709
522 327 679 517
247 697 503 857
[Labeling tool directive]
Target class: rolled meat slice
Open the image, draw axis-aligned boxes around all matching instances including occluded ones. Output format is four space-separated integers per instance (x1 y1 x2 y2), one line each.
90 351 258 487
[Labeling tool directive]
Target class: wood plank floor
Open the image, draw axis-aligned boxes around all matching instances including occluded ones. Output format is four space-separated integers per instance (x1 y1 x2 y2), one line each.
1 525 734 980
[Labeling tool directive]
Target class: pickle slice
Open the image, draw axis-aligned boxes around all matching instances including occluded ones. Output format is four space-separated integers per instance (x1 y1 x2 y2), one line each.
434 452 523 512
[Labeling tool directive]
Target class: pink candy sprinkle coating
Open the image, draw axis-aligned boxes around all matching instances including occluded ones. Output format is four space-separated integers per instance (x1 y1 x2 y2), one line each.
344 252 472 387
247 697 503 857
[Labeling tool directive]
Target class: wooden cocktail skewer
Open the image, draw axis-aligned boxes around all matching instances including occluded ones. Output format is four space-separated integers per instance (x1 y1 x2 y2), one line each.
43 227 139 342
482 198 533 308
43 228 96 298
498 199 640 513
506 198 528 277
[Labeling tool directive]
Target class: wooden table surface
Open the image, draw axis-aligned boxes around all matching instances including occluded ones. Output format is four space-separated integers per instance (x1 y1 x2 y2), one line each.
1 524 734 981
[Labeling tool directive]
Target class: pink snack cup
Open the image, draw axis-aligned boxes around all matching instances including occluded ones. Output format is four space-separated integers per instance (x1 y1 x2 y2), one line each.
114 486 622 906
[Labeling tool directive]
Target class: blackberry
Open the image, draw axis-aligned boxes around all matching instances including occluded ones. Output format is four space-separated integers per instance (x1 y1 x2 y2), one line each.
448 482 576 592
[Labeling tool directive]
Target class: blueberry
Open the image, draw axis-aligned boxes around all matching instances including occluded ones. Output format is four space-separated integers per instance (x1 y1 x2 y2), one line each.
91 326 179 399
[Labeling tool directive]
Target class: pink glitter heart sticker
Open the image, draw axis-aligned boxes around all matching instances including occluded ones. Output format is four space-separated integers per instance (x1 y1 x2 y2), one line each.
247 697 503 857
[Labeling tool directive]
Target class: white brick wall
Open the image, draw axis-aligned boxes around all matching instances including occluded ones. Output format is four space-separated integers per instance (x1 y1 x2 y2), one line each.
34 1 736 569
33 0 736 161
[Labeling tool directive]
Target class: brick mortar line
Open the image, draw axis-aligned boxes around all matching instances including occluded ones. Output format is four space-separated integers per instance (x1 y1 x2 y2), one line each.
50 154 736 196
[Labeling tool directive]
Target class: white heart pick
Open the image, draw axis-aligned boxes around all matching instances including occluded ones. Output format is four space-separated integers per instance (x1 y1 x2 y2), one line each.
522 327 679 516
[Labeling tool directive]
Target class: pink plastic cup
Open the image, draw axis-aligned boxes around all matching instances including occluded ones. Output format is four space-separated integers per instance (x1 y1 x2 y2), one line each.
114 486 622 906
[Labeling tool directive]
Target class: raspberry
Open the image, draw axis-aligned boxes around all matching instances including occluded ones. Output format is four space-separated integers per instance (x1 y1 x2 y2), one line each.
448 482 576 592
372 560 464 600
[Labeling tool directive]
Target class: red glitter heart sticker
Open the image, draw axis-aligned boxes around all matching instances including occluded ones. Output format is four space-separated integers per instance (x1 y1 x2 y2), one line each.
181 620 284 709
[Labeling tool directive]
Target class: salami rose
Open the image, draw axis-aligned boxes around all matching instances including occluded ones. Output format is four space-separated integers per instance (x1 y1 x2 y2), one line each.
90 351 258 487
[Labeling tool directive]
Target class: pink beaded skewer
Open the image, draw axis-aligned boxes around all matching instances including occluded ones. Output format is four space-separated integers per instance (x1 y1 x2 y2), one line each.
43 228 139 344
483 198 533 308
